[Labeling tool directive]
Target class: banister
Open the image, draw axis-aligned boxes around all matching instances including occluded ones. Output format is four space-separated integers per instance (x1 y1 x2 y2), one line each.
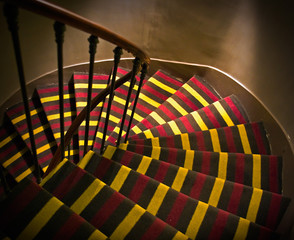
3 0 150 65
43 71 133 177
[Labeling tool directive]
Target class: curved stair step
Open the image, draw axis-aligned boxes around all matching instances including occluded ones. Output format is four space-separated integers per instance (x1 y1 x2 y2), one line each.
80 150 290 230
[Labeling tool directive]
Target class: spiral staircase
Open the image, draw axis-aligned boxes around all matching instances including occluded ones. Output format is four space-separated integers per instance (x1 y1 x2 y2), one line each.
0 0 292 239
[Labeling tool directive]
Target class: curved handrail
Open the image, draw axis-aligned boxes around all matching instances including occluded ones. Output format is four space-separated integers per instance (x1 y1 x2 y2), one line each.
44 71 133 177
4 0 150 65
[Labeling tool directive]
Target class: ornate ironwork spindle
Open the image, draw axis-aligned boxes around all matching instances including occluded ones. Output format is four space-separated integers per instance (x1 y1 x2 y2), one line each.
100 47 122 154
3 4 42 183
116 57 140 146
91 69 112 150
54 21 66 160
124 63 147 142
83 35 99 156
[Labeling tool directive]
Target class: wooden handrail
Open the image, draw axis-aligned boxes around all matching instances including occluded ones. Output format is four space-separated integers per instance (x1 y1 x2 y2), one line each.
4 0 150 65
43 71 133 177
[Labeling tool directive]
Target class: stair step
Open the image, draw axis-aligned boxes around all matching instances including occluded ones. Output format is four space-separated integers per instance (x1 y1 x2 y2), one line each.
117 144 282 193
41 160 190 239
81 150 290 230
106 69 185 146
128 122 271 155
0 177 107 239
126 74 221 139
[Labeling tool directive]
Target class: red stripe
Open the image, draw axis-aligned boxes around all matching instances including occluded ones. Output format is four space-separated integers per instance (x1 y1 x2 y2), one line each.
115 87 136 100
181 116 195 133
128 174 150 203
201 152 211 175
154 161 170 183
269 156 279 193
195 131 206 151
207 209 229 240
106 135 116 145
52 167 85 199
43 103 72 112
117 68 129 75
189 173 206 199
90 191 124 229
234 154 245 184
265 194 282 229
226 183 244 214
134 144 144 155
159 104 177 121
140 218 166 240
257 225 272 240
38 152 54 166
157 125 169 138
141 119 155 130
119 151 134 167
136 102 152 115
51 120 73 129
166 135 175 149
93 157 113 179
223 126 237 152
251 123 268 155
0 140 18 158
74 74 108 80
165 193 188 227
0 181 40 227
202 107 221 128
142 85 170 102
224 97 247 124
53 212 84 239
175 90 200 111
192 76 219 102
167 148 177 165
155 71 183 87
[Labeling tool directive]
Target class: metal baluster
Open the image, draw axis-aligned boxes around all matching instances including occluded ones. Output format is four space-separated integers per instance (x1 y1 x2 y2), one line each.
54 21 66 160
83 35 99 156
4 4 41 183
124 63 147 142
0 166 10 195
116 57 140 146
91 69 112 150
100 47 122 154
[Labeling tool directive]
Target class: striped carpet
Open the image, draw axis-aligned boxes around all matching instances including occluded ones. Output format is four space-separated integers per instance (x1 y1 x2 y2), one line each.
0 68 291 239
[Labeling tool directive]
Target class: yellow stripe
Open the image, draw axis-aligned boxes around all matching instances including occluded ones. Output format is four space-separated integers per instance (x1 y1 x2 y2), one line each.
88 229 108 240
208 178 225 207
184 150 194 170
139 93 161 108
70 179 106 214
111 205 145 239
40 159 68 186
136 156 152 175
40 94 75 103
113 95 127 105
151 137 160 147
183 84 209 107
149 111 166 125
103 145 117 159
36 141 56 155
80 120 99 126
79 140 93 146
168 121 182 135
213 101 234 126
74 83 107 89
76 101 104 108
100 112 120 123
190 111 208 131
17 197 62 240
185 201 208 239
110 165 131 192
181 133 191 150
47 111 75 121
22 124 50 141
218 152 228 179
15 166 35 182
146 183 169 215
166 98 188 116
246 188 263 222
237 125 252 154
0 132 17 148
252 154 261 189
126 109 145 123
233 218 250 240
171 167 189 192
118 143 128 150
2 148 28 168
150 78 178 94
210 129 221 152
144 130 154 139
151 146 161 160
11 108 41 125
172 232 190 240
78 150 95 169
131 125 142 135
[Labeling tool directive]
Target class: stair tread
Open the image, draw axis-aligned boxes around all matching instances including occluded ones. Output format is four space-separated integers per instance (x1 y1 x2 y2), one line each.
118 143 282 193
128 122 271 155
0 177 107 239
106 69 185 146
82 149 290 230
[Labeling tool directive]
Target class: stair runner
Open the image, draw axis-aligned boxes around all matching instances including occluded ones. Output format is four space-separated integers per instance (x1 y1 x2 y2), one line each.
0 68 291 239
